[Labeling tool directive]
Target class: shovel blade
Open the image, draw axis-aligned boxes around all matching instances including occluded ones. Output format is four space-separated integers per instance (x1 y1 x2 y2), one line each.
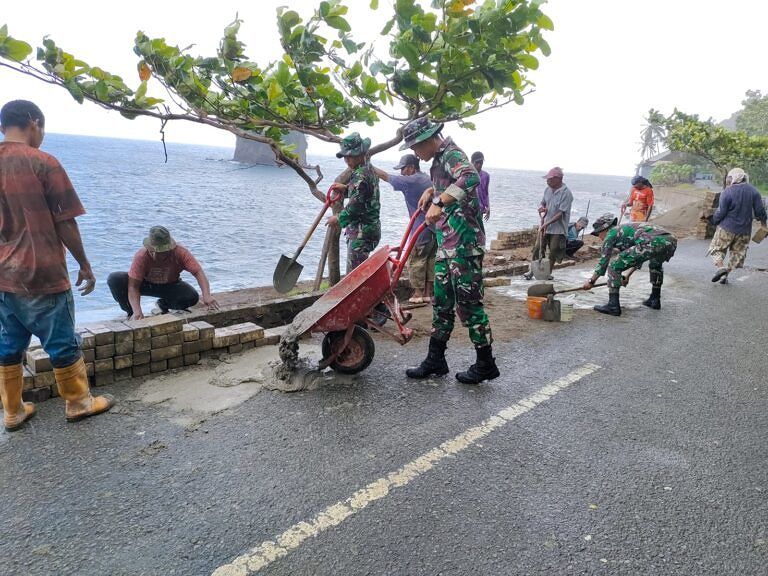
530 260 551 280
273 254 304 293
527 283 555 297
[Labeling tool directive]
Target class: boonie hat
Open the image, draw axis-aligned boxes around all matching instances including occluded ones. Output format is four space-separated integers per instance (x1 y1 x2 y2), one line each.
394 154 420 170
543 166 564 179
399 117 444 150
471 151 484 163
144 226 176 252
336 132 371 158
590 213 618 236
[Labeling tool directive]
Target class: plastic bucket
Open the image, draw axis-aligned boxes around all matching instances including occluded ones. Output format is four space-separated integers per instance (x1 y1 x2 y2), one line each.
560 302 574 322
526 296 547 319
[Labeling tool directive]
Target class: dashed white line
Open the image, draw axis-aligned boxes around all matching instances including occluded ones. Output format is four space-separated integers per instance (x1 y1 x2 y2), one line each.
212 363 601 576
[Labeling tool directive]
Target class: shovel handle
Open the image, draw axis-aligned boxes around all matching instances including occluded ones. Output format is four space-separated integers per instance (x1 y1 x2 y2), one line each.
290 187 344 264
554 281 607 295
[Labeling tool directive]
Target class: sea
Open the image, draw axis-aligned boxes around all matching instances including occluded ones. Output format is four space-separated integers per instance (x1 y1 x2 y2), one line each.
40 133 629 323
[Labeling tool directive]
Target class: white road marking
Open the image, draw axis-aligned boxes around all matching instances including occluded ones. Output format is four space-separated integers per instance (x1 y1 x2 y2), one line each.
212 363 601 576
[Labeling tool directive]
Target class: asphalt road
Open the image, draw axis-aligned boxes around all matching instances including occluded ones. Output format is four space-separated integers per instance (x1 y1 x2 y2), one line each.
1 238 767 576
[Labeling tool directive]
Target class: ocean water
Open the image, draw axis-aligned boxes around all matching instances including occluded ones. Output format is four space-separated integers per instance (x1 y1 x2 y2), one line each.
39 134 629 323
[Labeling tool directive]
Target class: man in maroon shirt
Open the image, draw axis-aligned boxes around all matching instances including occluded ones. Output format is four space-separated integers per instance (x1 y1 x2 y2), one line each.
107 226 219 320
0 100 114 430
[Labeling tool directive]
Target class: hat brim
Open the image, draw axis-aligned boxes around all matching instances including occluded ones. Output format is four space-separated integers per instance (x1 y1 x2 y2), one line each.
399 122 444 151
144 237 176 252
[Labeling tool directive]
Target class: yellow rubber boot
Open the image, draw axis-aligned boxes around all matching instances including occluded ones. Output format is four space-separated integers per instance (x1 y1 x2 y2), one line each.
53 358 116 422
0 364 36 431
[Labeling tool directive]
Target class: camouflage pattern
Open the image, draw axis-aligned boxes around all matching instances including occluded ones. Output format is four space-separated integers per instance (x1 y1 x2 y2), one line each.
400 117 444 150
336 132 371 158
707 226 750 271
338 162 381 273
429 137 485 260
431 255 492 347
594 223 677 290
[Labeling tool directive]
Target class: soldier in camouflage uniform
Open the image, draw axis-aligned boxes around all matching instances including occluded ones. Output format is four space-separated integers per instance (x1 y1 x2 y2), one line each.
400 118 499 385
326 133 381 273
583 213 677 316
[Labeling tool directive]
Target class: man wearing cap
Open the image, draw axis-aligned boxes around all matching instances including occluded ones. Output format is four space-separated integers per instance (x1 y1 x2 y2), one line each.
583 213 677 316
0 99 114 430
326 132 381 273
526 167 573 280
398 117 499 385
372 154 436 302
706 167 767 284
471 152 491 222
565 216 589 257
107 226 219 320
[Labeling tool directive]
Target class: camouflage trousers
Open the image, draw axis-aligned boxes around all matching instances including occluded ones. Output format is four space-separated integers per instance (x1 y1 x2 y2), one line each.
606 237 677 291
432 255 492 348
346 228 381 274
707 227 750 271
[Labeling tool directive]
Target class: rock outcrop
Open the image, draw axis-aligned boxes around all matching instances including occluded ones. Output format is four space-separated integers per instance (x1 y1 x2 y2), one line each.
233 131 308 166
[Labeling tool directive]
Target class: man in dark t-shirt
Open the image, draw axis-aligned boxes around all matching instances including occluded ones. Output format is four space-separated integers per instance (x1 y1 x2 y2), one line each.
0 100 114 430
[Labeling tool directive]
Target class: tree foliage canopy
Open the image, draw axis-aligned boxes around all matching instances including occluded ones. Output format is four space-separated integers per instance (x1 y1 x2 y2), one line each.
735 89 768 138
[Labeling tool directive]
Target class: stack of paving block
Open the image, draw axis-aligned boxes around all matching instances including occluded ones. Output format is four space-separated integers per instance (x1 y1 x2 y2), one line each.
490 227 539 251
696 191 720 239
211 322 266 354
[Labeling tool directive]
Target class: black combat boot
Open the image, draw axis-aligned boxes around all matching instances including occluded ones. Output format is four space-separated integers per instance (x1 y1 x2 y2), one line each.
455 345 500 385
594 291 621 316
642 286 661 310
406 337 449 379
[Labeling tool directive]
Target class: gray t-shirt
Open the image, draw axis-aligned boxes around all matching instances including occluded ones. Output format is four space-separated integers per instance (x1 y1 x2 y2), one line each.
388 172 435 245
540 184 573 236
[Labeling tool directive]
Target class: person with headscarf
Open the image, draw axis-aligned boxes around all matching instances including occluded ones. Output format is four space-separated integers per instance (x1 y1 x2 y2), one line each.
707 168 767 284
622 176 655 222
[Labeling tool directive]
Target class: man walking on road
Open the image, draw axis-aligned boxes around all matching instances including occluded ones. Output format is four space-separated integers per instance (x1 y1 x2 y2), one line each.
707 168 767 284
400 118 499 385
0 100 115 430
525 166 573 280
107 226 219 320
583 213 677 316
373 154 436 303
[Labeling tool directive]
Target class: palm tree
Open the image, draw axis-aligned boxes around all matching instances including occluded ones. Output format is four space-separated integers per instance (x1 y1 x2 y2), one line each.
639 109 667 160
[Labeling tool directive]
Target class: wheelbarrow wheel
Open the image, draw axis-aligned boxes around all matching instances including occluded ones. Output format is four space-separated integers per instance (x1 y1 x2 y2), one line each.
322 325 375 375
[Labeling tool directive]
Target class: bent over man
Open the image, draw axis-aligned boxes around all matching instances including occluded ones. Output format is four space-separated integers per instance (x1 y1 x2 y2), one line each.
584 213 677 316
401 117 499 385
0 100 114 430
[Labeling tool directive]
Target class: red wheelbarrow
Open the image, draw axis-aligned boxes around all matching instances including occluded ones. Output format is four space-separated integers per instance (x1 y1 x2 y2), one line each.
286 211 428 374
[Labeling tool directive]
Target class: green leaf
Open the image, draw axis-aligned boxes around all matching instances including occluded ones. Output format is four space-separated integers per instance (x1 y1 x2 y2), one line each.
517 54 539 70
64 80 84 104
135 80 148 102
1 38 32 62
326 16 351 32
362 75 378 94
537 14 554 31
267 80 283 101
0 25 8 43
370 0 379 8
380 17 395 35
94 80 109 101
280 10 301 29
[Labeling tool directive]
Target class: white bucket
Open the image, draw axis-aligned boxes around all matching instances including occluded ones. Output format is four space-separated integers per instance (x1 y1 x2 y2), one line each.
560 302 574 322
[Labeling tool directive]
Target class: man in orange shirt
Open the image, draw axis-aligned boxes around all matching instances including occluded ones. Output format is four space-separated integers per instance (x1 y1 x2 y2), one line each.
0 100 115 430
622 176 655 222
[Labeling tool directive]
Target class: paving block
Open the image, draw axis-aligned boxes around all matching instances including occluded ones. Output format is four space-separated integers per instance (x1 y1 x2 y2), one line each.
228 322 265 344
115 339 134 356
94 358 114 374
133 351 151 366
25 349 52 374
151 335 169 349
183 353 200 366
114 354 133 370
150 360 168 373
190 321 215 341
182 340 208 355
123 322 151 341
22 367 35 391
93 372 115 387
183 324 200 342
151 345 183 362
96 344 116 360
34 371 56 388
110 323 134 346
484 276 511 287
88 325 115 346
132 363 151 378
167 356 184 370
228 343 244 354
83 348 96 364
167 332 184 347
263 326 288 346
134 338 151 353
114 368 133 382
23 387 51 403
213 327 239 349
85 362 94 377
124 315 183 337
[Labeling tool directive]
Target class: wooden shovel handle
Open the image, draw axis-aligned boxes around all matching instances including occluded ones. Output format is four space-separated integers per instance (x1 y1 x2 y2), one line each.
291 187 343 264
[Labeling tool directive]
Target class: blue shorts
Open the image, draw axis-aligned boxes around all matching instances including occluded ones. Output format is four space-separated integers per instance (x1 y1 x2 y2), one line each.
0 290 82 368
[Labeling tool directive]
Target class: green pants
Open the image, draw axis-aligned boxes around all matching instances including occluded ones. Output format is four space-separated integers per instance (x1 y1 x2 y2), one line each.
607 237 677 290
346 227 381 274
432 255 492 348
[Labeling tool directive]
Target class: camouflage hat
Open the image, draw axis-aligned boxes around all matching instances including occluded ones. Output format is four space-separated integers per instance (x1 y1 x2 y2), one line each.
399 117 444 150
144 226 176 252
591 213 618 236
336 132 371 158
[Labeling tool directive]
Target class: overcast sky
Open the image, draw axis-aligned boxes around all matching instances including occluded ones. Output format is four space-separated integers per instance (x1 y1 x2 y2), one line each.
1 0 765 175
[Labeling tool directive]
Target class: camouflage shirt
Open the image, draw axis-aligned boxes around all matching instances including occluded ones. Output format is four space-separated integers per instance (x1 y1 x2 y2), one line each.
595 223 674 276
430 137 484 260
337 162 381 239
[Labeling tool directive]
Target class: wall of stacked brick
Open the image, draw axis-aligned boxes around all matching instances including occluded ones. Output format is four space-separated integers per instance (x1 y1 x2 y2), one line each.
22 315 285 403
489 227 539 251
696 191 720 240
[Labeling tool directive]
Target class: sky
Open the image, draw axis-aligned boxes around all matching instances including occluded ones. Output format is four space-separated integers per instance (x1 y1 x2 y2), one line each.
0 0 765 176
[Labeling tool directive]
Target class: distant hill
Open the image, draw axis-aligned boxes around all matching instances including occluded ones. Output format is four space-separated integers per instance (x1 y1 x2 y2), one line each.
233 131 308 166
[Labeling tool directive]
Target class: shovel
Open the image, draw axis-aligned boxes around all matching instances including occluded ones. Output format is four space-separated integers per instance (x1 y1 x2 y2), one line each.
527 267 637 297
529 214 551 280
273 187 343 293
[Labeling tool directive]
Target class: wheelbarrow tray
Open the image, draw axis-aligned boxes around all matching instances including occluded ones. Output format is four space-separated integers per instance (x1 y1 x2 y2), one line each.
289 246 393 337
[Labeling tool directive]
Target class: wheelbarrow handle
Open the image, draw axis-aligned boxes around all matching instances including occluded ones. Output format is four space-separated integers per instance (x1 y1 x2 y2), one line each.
392 209 424 259
292 186 343 263
392 222 427 286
